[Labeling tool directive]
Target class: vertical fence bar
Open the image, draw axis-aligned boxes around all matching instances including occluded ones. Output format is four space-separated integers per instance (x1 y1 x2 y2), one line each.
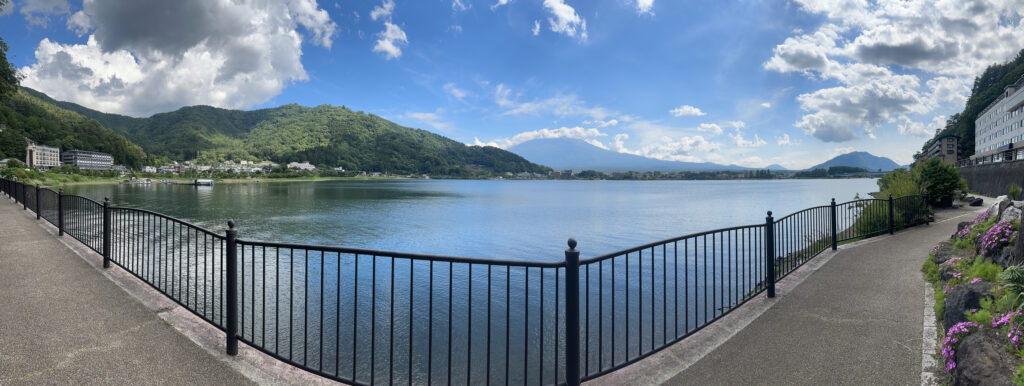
102 197 111 269
23 183 27 210
830 199 837 251
888 194 895 235
57 188 64 236
564 239 581 386
35 184 40 219
765 211 775 298
226 220 239 356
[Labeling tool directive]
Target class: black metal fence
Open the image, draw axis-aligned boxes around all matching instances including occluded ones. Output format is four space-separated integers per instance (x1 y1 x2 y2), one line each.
0 177 929 385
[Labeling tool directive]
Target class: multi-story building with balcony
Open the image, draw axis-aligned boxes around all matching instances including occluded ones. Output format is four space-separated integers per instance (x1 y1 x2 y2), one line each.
62 150 114 170
922 135 958 165
972 74 1024 164
26 141 61 170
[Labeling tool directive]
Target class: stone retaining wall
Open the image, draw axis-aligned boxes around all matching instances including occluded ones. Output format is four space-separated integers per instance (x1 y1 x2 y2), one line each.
959 160 1024 197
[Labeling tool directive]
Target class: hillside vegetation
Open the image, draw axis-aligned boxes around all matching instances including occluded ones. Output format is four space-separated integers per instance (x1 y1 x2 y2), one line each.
0 90 148 168
924 49 1024 158
29 88 548 176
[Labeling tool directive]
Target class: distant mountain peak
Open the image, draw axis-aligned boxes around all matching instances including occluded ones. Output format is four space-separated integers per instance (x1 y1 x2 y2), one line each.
508 138 755 172
806 151 899 171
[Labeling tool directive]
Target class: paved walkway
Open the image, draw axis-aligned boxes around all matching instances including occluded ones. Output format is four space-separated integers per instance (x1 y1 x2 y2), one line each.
0 197 252 385
660 206 982 385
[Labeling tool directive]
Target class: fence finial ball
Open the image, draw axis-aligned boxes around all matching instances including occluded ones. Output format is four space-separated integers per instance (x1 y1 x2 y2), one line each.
767 211 772 217
104 197 109 202
228 220 236 229
567 238 577 250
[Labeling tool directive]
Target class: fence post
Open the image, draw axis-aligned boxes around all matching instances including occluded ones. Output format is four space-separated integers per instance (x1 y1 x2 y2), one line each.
58 188 64 236
102 197 111 269
765 211 776 298
564 238 581 386
22 183 27 211
35 184 40 219
888 194 895 235
226 220 239 356
830 198 838 251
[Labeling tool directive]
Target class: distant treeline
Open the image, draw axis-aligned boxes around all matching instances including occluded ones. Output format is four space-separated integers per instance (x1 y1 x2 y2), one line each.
792 166 874 179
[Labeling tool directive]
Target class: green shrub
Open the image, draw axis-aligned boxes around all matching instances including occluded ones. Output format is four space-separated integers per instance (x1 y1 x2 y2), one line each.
934 282 945 321
967 297 996 325
1014 361 1024 385
923 256 940 283
1012 183 1023 200
916 158 968 203
968 257 1003 283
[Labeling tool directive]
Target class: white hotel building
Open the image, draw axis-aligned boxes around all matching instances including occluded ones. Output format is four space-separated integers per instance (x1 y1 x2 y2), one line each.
972 74 1024 164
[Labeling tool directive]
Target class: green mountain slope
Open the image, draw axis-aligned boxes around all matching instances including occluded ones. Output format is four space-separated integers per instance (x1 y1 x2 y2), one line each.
924 49 1024 158
0 89 148 168
23 88 549 176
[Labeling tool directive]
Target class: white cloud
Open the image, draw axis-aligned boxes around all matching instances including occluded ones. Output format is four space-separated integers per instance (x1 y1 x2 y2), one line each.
443 83 467 100
543 0 587 41
583 119 618 128
697 123 723 135
452 0 469 12
584 138 609 150
636 0 654 15
670 104 706 117
491 0 511 10
729 129 767 148
897 114 946 137
829 146 856 159
611 133 722 162
767 0 1024 142
532 20 540 36
473 126 608 148
727 120 745 129
776 133 793 146
374 22 408 60
370 0 395 21
19 0 70 27
20 0 337 117
760 102 772 108
495 86 613 120
404 111 450 131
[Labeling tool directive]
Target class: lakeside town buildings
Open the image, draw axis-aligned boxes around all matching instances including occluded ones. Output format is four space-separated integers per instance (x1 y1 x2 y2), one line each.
62 150 114 170
971 74 1024 165
915 135 959 166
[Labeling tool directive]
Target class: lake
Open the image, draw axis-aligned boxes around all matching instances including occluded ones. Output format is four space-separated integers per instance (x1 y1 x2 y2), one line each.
60 178 882 384
65 178 880 261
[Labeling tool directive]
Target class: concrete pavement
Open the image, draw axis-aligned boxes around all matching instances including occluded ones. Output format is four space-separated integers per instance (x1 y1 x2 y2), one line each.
658 207 980 385
0 196 253 385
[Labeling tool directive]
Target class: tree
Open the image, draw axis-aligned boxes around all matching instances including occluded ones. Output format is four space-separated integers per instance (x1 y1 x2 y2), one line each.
916 158 967 203
0 21 21 102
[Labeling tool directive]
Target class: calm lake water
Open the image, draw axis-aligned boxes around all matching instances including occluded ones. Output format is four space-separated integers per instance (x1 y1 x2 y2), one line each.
61 178 881 384
65 179 879 260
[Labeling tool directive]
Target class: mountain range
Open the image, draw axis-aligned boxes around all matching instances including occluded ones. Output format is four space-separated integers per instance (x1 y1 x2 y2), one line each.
507 138 785 172
805 151 901 172
15 88 547 176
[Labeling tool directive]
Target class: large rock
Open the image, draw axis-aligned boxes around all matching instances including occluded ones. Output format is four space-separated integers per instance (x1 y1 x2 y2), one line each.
1001 206 1022 223
933 242 962 265
944 282 994 328
987 195 1010 218
970 198 983 207
953 328 1015 386
955 222 972 238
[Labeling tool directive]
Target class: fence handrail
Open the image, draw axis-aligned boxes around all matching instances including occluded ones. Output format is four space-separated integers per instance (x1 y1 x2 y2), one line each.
0 177 931 386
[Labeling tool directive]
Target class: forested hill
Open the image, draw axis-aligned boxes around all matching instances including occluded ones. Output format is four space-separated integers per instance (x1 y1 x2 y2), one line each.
924 49 1024 158
0 89 148 168
21 88 550 176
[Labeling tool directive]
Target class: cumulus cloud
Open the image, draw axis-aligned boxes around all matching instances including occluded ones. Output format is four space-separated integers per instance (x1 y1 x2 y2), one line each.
697 123 723 135
767 0 1024 142
776 133 794 146
370 0 395 20
543 0 587 41
20 0 337 117
611 133 721 162
760 102 772 108
636 0 654 15
370 0 407 60
491 0 511 10
473 126 608 148
670 104 706 117
829 146 856 159
452 0 469 12
897 114 946 137
532 20 540 36
729 129 766 148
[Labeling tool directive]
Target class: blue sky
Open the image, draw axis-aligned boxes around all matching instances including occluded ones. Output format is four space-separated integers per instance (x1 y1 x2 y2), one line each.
2 0 1023 169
